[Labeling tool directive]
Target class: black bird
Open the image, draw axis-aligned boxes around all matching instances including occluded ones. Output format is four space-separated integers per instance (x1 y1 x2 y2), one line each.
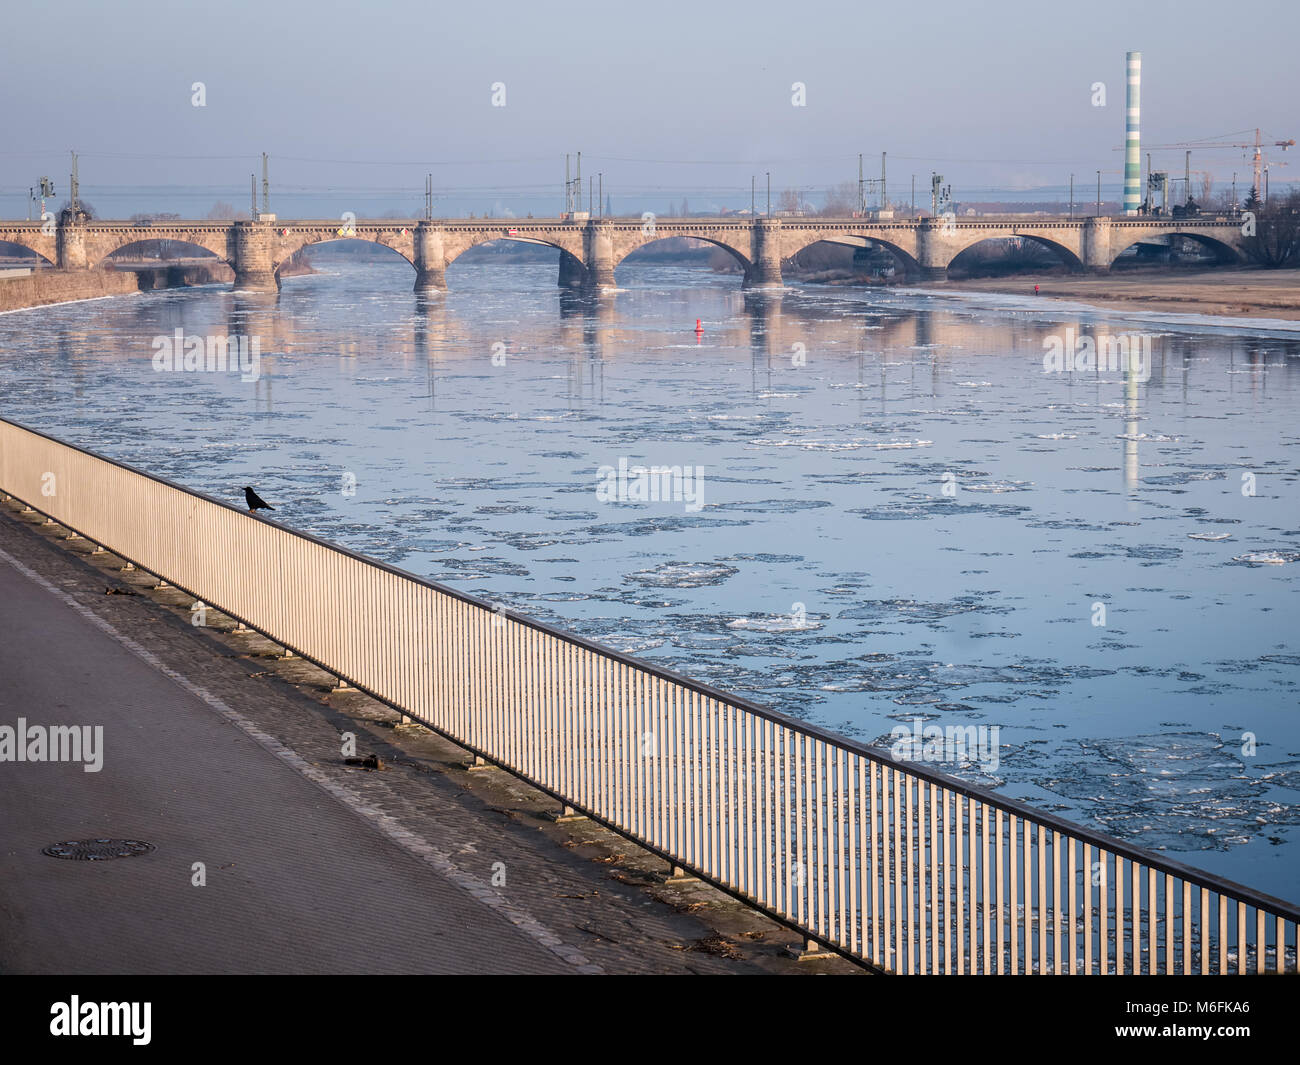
244 486 274 512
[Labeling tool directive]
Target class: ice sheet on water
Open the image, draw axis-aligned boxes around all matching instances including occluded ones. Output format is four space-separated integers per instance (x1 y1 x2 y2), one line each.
1030 733 1300 850
625 561 739 588
726 614 824 633
749 436 866 452
429 557 531 579
1144 470 1227 486
491 530 567 551
851 498 1031 521
1233 551 1300 565
586 515 749 537
708 499 832 514
837 598 1016 627
961 480 1034 493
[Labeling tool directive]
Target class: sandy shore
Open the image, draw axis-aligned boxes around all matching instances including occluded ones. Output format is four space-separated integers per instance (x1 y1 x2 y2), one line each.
941 268 1300 321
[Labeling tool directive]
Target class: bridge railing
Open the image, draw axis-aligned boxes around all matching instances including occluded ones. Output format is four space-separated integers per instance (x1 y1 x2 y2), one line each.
2 414 1295 974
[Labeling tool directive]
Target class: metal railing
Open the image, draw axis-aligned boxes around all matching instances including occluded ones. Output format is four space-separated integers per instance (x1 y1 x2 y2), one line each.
2 414 1295 974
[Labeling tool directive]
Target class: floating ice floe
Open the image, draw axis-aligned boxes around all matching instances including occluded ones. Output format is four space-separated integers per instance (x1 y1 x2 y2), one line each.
1188 532 1232 541
726 615 823 633
1232 551 1300 565
963 480 1034 493
625 561 739 588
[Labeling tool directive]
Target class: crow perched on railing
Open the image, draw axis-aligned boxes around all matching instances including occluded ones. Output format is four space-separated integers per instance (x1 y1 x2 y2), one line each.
244 486 273 512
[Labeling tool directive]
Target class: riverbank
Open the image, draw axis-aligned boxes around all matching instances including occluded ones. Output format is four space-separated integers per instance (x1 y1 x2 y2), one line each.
0 261 246 313
0 269 141 313
940 267 1300 321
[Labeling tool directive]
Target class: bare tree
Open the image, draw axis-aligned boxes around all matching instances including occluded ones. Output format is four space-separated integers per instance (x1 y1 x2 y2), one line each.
820 181 858 216
1242 188 1300 267
778 187 801 214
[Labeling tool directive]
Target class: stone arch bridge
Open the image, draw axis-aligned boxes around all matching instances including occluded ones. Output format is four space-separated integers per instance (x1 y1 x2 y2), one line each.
0 216 1249 294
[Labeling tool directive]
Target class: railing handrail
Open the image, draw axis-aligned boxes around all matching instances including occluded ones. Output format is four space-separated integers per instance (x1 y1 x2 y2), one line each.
3 412 1295 925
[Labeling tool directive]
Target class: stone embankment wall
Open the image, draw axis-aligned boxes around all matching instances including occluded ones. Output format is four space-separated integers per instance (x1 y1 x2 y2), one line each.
0 263 234 312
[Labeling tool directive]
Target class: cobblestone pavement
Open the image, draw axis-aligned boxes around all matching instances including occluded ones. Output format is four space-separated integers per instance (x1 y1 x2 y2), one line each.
0 499 862 975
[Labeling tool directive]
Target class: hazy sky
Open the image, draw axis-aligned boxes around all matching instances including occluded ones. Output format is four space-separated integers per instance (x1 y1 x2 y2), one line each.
3 0 1296 217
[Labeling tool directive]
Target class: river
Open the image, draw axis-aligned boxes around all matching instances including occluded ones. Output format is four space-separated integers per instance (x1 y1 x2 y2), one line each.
2 254 1297 900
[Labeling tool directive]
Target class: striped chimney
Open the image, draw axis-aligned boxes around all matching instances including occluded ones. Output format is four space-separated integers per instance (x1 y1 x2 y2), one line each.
1123 51 1142 215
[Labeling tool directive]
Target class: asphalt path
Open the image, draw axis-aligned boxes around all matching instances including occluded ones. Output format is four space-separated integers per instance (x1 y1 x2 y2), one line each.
0 551 571 975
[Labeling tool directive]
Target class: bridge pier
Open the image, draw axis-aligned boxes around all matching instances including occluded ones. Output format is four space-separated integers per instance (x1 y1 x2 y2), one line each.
56 221 88 270
582 222 615 293
915 222 950 282
1082 217 1112 272
557 249 586 289
231 222 279 293
744 219 783 288
413 223 446 292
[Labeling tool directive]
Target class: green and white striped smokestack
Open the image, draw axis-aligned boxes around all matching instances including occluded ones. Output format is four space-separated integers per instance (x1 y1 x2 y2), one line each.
1124 51 1141 215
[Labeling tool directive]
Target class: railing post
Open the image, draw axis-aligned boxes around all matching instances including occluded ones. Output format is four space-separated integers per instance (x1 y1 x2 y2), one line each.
555 804 587 823
785 935 834 962
665 864 697 885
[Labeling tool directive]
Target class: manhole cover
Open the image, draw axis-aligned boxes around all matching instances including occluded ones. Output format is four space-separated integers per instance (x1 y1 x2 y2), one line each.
42 839 155 861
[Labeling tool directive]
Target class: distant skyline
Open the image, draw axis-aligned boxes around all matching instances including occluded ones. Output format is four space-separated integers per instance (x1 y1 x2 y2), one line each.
2 0 1297 218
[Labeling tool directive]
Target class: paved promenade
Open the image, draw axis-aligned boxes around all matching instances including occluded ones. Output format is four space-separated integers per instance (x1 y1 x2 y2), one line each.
0 528 583 973
0 503 843 975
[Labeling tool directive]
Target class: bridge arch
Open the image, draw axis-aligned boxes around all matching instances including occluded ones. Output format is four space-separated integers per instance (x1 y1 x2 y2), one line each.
1108 230 1243 267
612 234 752 280
270 232 415 276
442 231 584 271
0 239 54 267
947 233 1084 275
84 228 232 268
785 234 922 280
100 238 227 265
443 235 573 269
